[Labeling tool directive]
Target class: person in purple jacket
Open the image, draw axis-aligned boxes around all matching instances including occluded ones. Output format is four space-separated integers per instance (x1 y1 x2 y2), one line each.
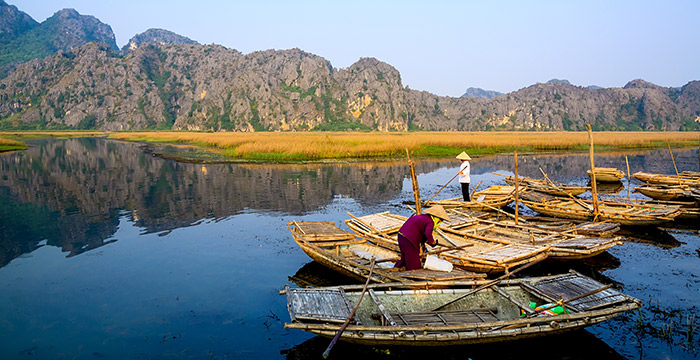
394 205 451 270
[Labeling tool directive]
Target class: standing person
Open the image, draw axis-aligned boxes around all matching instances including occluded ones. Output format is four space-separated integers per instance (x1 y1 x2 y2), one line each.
457 151 472 201
394 206 451 270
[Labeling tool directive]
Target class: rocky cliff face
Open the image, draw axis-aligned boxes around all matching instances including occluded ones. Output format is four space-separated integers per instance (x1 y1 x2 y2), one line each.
1 41 699 131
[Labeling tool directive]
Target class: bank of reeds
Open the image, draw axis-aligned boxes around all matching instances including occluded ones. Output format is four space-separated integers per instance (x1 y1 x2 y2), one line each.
0 131 107 152
108 131 700 161
0 135 27 152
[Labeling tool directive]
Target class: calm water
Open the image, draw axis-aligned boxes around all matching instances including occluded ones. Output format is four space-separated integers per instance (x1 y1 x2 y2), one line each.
0 138 698 360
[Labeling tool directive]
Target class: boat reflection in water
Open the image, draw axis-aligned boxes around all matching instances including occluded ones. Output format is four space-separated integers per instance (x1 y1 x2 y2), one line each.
595 181 625 195
281 329 627 360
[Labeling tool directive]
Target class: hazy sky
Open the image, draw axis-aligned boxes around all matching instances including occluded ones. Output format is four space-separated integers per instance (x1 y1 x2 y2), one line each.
11 0 700 96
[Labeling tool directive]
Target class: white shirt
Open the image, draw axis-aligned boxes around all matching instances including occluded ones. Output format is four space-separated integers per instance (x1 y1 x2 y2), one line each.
459 161 470 183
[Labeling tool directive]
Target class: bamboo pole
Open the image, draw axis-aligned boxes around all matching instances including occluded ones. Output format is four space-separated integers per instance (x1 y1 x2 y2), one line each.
431 257 544 311
668 143 682 185
470 180 483 198
587 125 600 220
514 151 519 225
406 149 422 214
322 258 376 359
625 156 631 205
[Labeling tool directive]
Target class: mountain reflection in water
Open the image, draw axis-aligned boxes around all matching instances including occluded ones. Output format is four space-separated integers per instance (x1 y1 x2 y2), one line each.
0 137 698 360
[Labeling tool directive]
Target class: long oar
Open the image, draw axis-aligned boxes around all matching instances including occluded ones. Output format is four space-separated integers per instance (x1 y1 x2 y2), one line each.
425 171 461 204
322 258 376 359
431 257 543 311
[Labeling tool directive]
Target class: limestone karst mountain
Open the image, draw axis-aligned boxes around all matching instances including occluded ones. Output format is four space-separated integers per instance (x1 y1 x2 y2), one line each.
0 2 698 131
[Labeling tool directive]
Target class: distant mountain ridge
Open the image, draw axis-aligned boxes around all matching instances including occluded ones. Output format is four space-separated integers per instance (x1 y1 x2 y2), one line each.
462 87 502 99
0 2 699 132
0 2 117 77
0 0 37 38
121 28 199 55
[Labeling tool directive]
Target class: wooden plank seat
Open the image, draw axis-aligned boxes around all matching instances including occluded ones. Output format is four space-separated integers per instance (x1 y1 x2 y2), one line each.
385 308 499 330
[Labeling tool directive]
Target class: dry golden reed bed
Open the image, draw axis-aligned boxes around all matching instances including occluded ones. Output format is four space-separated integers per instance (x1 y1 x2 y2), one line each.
107 131 700 161
0 135 28 151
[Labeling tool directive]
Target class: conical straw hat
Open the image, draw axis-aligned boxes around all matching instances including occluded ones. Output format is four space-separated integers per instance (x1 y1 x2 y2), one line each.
456 151 471 160
424 205 450 222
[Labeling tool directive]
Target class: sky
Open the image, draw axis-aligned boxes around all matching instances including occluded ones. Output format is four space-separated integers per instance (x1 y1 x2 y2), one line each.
10 0 700 97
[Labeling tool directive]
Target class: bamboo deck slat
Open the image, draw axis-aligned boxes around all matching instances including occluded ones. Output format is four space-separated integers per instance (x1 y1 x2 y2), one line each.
525 272 627 312
349 212 405 234
588 168 625 182
287 287 356 323
289 221 356 241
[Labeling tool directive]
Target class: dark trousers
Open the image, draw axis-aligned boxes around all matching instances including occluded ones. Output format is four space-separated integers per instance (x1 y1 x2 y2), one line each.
461 182 470 201
395 234 422 270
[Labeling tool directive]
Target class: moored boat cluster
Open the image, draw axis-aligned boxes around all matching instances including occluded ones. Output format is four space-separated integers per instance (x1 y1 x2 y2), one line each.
282 163 699 348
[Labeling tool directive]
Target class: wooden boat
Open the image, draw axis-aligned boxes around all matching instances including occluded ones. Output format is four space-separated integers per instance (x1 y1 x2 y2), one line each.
440 208 623 260
437 207 622 238
634 184 699 201
681 171 700 178
632 171 700 187
287 221 487 283
587 167 624 183
519 190 682 226
599 196 700 220
282 270 641 346
502 175 589 197
425 185 515 211
346 209 621 260
345 211 550 274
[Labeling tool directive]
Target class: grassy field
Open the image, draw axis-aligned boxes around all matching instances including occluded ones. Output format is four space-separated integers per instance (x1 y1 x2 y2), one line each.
107 131 700 161
3 131 699 161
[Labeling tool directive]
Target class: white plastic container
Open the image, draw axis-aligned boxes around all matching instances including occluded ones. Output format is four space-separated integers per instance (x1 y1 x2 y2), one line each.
423 255 453 272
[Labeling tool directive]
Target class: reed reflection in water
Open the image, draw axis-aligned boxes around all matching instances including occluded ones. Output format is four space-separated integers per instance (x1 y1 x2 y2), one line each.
0 137 697 359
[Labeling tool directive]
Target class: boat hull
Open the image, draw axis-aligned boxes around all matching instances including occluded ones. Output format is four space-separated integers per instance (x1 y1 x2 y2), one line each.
298 311 630 346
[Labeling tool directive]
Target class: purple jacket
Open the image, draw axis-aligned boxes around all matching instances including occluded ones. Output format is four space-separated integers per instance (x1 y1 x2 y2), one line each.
398 214 437 249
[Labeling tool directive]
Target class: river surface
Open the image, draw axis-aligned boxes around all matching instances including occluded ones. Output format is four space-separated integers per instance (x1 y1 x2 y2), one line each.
0 138 698 360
